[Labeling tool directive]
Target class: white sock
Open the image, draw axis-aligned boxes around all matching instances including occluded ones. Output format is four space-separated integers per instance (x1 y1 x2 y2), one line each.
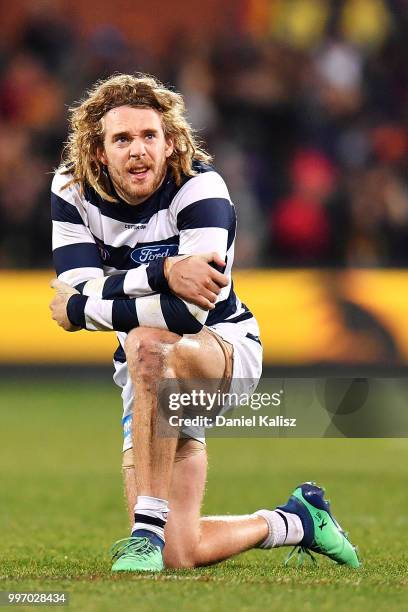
132 495 169 542
255 509 304 548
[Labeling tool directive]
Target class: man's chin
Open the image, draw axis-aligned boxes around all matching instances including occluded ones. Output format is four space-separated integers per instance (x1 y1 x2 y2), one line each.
115 171 165 204
121 182 154 204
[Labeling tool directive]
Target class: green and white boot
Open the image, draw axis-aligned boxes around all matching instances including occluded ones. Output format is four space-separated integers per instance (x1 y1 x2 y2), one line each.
111 536 164 572
278 482 360 568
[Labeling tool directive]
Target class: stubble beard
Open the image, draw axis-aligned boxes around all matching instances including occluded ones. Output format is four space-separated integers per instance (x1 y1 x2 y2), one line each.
109 158 168 205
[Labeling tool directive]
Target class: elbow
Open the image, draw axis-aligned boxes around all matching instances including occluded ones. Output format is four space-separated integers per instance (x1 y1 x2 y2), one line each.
160 295 208 335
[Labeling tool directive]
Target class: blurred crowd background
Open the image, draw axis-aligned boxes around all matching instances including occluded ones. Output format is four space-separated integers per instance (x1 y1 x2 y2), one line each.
1 0 408 270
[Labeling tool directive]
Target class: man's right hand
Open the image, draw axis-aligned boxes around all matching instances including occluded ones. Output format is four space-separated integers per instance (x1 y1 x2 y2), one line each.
164 252 228 310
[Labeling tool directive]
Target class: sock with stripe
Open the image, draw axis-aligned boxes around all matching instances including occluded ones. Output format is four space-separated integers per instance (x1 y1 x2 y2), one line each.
131 495 169 550
254 509 304 548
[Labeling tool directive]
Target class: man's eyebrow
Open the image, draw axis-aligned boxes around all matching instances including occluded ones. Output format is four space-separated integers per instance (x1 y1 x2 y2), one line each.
111 130 131 140
110 128 159 139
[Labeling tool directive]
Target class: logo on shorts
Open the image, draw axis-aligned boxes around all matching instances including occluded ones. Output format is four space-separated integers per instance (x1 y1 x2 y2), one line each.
131 244 178 264
122 414 132 437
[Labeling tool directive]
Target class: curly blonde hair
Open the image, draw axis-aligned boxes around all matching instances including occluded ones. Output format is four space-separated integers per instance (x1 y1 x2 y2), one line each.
59 73 212 202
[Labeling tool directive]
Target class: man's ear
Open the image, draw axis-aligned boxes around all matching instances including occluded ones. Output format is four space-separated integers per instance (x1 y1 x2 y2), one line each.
97 147 108 166
165 138 174 159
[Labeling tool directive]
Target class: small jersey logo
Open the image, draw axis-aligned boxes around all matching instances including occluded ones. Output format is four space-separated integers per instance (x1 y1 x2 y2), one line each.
131 244 178 264
97 244 110 261
124 224 146 230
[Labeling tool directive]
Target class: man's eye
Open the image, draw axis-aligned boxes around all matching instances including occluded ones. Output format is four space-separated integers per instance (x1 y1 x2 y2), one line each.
145 134 155 140
115 136 129 143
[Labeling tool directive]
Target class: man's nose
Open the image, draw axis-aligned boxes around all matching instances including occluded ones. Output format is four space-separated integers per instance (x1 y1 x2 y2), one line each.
129 139 146 158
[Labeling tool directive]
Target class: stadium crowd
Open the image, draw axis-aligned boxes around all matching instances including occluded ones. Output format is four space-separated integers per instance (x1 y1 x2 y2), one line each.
1 0 408 269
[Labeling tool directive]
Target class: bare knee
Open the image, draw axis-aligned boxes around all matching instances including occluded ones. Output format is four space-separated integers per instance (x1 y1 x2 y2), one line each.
124 327 176 356
164 548 196 569
124 327 179 382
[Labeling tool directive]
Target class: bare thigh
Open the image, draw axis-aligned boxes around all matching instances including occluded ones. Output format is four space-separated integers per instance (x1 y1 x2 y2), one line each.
164 326 233 380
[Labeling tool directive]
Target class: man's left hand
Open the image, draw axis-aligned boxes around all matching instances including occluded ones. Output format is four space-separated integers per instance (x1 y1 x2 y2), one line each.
49 279 81 332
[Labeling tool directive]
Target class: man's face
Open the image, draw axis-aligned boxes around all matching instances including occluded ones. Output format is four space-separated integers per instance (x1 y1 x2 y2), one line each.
98 106 174 205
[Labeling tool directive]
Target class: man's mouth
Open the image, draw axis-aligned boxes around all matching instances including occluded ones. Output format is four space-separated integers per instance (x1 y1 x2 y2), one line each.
128 167 150 179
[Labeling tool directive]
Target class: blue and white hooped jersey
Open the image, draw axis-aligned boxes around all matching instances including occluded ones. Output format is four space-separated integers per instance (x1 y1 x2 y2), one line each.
51 162 260 362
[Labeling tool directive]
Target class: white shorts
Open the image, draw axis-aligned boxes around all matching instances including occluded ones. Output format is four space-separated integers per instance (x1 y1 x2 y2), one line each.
113 321 263 451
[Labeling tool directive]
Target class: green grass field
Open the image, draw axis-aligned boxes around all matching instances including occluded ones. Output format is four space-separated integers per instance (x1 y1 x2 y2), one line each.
1 376 407 611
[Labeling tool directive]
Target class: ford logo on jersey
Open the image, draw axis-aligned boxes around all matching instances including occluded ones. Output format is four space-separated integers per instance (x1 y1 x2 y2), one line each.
130 244 178 264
